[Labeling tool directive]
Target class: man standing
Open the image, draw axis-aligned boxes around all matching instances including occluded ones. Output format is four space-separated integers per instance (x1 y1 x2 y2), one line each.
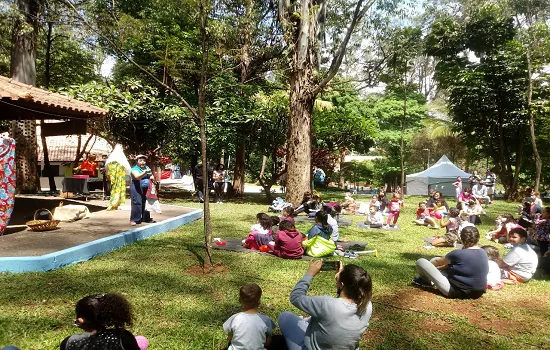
193 162 205 202
485 168 496 203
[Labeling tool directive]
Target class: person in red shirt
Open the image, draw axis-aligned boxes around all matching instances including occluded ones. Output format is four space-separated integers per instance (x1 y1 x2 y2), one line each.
74 153 99 177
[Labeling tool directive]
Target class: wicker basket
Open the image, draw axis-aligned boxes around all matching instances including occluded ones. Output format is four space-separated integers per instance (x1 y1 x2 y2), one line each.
26 208 60 232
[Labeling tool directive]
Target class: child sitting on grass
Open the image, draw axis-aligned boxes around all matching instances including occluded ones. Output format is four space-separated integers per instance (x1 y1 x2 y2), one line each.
365 205 384 228
415 201 428 225
307 210 333 240
243 213 273 250
223 283 276 350
429 208 460 247
280 206 295 223
481 245 504 290
531 206 550 257
487 214 516 244
271 220 304 259
369 195 380 212
60 293 148 350
341 192 357 214
497 227 538 284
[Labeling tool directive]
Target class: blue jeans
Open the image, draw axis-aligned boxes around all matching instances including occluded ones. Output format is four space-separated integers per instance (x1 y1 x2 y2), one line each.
130 182 151 223
278 312 309 350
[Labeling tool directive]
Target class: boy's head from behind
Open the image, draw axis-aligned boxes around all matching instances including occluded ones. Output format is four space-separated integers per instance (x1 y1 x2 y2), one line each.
239 283 262 311
481 245 499 261
279 219 295 231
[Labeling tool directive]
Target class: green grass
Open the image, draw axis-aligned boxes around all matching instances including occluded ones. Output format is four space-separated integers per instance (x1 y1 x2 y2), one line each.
1 190 549 349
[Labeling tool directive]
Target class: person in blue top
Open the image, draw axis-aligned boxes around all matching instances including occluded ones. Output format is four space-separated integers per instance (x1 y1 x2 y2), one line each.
307 210 333 240
130 154 155 226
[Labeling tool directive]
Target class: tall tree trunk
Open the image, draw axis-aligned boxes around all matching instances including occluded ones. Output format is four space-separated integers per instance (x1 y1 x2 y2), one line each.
42 21 56 192
232 139 246 195
526 53 541 192
10 0 41 194
232 0 253 197
286 75 314 205
338 147 346 188
198 0 213 268
400 77 407 195
281 0 373 204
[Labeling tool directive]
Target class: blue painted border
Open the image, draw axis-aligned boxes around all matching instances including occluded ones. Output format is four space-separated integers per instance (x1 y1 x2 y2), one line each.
0 207 203 274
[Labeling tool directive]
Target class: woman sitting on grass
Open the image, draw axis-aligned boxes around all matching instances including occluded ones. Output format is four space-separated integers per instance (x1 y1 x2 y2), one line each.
413 226 489 299
278 260 373 350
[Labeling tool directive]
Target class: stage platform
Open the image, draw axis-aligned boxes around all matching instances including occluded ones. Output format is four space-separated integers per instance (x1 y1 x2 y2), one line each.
0 197 202 273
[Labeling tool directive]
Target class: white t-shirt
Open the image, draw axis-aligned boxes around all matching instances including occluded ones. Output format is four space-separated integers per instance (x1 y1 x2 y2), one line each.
472 184 487 197
328 214 339 241
502 243 538 281
487 260 501 286
213 170 227 183
250 223 270 235
223 312 276 350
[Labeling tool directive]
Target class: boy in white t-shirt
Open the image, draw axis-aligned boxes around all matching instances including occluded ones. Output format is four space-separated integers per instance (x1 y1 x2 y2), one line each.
497 227 538 283
223 283 276 350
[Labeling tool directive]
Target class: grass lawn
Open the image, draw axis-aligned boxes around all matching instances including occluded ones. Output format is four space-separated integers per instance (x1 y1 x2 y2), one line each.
1 189 549 349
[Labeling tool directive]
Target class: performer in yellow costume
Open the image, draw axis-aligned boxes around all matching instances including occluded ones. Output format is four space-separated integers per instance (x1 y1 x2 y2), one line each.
105 145 131 210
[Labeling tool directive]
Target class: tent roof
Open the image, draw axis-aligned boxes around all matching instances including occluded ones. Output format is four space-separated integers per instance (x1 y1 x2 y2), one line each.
0 75 108 120
407 155 470 178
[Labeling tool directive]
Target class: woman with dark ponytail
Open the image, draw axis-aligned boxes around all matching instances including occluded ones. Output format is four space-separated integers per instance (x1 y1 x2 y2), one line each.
278 260 373 350
307 210 332 240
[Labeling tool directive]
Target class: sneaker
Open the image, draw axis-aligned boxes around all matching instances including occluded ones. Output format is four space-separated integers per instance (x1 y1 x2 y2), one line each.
344 251 359 258
412 276 434 288
422 244 436 249
485 233 493 240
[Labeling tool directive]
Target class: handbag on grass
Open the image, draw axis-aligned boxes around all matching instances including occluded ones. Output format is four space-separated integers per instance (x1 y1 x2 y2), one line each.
302 235 336 257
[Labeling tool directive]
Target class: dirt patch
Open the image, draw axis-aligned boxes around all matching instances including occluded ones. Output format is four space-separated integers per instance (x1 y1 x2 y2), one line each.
183 264 230 276
377 288 533 336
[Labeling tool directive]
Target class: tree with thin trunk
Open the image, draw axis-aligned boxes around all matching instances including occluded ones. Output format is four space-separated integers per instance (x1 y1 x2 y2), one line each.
62 0 215 267
509 0 550 192
278 0 377 205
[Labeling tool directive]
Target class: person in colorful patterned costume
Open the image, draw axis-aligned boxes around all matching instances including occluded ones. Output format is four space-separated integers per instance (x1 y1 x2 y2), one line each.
0 137 16 235
105 145 131 211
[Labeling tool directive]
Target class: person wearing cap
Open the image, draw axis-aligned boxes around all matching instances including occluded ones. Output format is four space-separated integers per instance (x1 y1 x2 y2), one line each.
73 153 98 177
130 154 155 226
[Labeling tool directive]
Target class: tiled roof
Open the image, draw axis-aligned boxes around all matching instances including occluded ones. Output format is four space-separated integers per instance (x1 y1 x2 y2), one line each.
0 75 107 118
36 126 112 162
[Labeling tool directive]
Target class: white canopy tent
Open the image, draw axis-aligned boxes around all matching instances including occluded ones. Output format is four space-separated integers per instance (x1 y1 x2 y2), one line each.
406 155 471 196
